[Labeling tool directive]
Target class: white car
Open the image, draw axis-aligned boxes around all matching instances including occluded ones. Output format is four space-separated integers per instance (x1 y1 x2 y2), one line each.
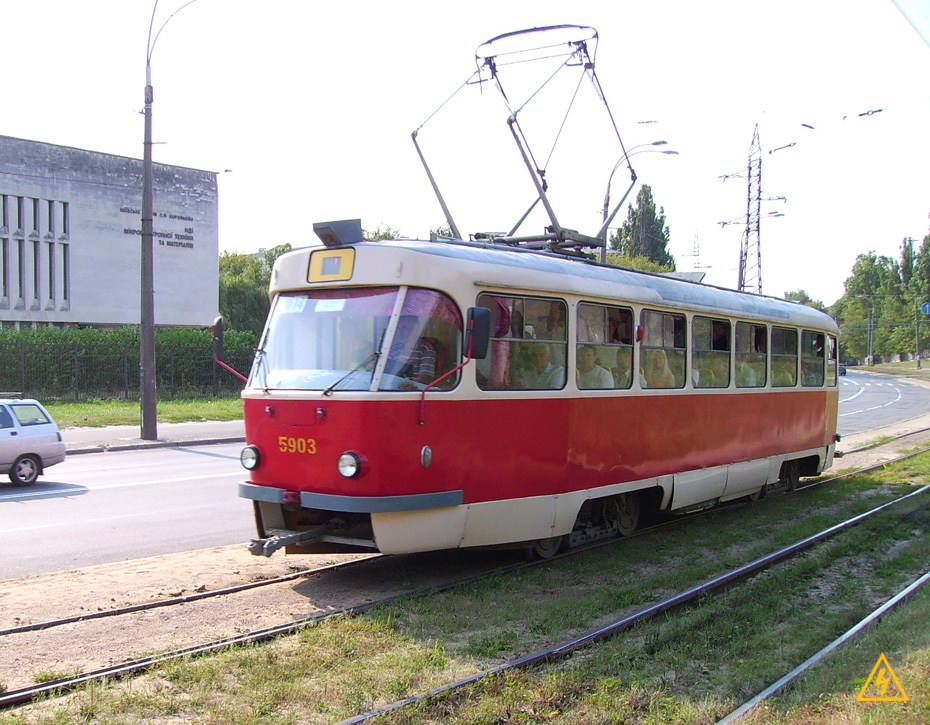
0 398 66 486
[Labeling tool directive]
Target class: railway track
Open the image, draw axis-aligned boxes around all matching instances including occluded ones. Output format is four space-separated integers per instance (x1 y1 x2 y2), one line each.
2 445 927 714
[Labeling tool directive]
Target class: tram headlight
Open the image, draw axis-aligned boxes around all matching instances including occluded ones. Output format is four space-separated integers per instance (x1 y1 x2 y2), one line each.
240 445 261 471
338 451 362 478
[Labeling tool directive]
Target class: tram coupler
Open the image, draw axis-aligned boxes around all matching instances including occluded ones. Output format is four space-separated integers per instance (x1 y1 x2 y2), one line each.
248 521 336 557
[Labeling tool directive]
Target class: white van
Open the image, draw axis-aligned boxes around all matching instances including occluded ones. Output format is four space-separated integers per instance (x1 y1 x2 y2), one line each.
0 398 67 485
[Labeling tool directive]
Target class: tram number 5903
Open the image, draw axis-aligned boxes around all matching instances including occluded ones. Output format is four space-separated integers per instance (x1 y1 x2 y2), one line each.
278 436 317 455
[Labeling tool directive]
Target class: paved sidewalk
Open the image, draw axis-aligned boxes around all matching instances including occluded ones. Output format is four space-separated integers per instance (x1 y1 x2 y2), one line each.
61 419 245 455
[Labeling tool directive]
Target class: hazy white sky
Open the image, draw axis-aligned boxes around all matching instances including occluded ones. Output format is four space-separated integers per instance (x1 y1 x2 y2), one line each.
3 0 929 306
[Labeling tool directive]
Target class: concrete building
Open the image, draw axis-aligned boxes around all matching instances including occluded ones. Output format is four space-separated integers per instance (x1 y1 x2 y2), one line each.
0 135 218 328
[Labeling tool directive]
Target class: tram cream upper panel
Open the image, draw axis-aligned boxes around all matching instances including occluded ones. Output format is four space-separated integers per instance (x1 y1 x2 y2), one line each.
268 241 839 335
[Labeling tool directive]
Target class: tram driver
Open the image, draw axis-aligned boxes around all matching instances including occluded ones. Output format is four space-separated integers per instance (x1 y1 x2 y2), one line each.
384 315 438 388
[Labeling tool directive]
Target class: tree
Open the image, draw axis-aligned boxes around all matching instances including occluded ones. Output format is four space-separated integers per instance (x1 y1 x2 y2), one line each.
784 290 827 314
218 244 292 335
608 184 675 268
365 225 402 241
604 252 675 274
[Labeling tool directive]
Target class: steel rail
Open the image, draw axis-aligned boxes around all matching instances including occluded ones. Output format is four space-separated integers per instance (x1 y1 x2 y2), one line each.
718 568 930 723
334 482 930 724
0 554 381 638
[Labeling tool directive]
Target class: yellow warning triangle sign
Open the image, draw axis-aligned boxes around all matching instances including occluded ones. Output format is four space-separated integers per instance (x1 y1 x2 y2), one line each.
856 653 909 702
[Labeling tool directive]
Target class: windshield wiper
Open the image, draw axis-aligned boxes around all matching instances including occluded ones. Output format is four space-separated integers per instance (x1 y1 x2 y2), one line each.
322 330 386 397
322 351 379 396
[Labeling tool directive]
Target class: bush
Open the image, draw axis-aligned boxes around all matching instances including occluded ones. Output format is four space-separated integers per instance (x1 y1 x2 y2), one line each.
0 326 258 400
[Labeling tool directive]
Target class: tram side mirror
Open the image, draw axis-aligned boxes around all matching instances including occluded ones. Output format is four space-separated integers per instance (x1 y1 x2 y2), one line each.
212 316 225 362
464 307 491 360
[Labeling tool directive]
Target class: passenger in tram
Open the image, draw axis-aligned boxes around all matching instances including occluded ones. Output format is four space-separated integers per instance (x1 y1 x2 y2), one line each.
642 349 677 388
384 315 437 387
613 346 634 387
518 343 565 389
736 362 757 387
577 345 614 389
610 312 633 345
545 302 566 341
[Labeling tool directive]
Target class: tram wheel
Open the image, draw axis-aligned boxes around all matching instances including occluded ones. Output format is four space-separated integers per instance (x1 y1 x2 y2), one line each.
780 459 801 492
607 491 640 537
530 535 565 560
748 485 766 502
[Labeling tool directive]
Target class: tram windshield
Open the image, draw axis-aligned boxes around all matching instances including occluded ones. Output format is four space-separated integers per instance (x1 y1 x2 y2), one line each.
250 287 462 392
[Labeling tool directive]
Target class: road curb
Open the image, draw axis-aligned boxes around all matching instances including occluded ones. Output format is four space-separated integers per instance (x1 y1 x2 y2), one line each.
66 437 246 456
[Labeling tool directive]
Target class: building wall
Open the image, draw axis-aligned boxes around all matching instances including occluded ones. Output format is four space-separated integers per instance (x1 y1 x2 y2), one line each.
0 135 218 327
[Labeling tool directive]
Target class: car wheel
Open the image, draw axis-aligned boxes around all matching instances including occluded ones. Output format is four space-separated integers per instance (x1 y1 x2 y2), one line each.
10 455 41 486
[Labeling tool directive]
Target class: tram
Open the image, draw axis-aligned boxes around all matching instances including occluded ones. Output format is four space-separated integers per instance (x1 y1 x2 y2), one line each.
229 220 840 558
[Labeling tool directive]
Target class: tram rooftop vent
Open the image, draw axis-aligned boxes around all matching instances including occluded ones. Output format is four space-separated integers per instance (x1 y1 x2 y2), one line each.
313 219 364 247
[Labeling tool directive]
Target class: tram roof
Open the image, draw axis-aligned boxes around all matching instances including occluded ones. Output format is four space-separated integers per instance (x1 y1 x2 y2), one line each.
395 240 836 331
287 239 839 332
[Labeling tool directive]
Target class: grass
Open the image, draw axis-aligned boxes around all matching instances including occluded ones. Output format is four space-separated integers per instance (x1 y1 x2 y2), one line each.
5 458 930 724
44 397 243 428
855 360 930 384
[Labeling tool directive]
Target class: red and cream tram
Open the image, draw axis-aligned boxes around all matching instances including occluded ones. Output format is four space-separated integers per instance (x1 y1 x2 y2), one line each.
233 225 839 558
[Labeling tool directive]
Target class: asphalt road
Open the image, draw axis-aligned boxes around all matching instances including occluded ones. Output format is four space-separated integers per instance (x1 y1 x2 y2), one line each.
837 369 930 436
0 443 250 580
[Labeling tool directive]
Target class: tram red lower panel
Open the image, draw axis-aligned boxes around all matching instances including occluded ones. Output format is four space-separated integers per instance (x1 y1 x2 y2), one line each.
242 390 836 506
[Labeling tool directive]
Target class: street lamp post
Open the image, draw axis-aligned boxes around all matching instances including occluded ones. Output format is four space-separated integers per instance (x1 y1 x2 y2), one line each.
140 0 199 441
598 141 679 263
140 54 156 440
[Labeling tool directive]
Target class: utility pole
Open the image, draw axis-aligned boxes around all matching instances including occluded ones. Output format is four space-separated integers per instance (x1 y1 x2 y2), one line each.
738 125 762 293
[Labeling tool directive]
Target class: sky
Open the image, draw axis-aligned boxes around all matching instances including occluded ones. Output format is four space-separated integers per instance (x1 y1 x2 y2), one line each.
2 0 929 307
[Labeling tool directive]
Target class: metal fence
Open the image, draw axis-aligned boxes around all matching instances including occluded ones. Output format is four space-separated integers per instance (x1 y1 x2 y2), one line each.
0 340 255 400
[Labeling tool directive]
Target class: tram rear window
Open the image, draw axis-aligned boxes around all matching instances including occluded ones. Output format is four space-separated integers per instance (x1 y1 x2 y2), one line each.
476 293 567 390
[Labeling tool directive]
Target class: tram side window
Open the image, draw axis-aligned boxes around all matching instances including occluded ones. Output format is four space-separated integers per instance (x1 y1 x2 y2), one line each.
735 322 767 388
692 316 730 388
801 330 826 387
476 293 567 390
577 302 634 389
826 335 838 387
641 310 686 389
772 326 798 387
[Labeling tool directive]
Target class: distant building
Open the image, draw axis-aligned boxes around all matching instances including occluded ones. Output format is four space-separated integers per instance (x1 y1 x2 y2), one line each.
0 134 218 328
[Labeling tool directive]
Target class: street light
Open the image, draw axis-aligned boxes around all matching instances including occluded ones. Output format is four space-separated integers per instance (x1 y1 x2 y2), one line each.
598 141 679 262
141 0 200 441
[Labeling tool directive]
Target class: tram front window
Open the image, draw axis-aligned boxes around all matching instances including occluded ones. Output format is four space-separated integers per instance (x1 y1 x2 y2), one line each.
251 287 462 392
